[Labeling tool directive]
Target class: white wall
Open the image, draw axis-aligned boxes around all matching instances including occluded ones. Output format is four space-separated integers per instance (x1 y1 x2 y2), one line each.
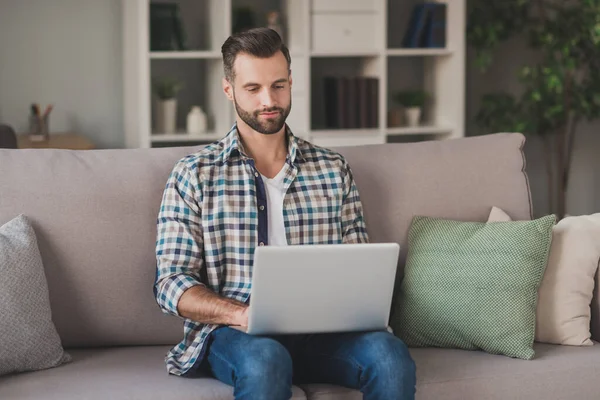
0 0 123 148
467 36 600 216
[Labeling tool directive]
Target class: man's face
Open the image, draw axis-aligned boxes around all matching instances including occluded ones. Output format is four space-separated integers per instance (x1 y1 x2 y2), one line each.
223 51 292 135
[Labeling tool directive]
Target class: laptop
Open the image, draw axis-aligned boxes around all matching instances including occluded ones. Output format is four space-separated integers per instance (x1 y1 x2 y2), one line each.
233 243 400 335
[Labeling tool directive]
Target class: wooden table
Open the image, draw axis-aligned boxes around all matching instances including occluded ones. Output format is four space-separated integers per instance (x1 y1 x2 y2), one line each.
17 133 96 150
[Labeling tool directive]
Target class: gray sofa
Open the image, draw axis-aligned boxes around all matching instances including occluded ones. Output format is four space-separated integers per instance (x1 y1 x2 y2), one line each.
0 132 598 399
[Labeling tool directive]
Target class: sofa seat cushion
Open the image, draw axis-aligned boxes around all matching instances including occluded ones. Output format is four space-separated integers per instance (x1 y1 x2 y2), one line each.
300 343 600 400
299 384 362 400
2 344 598 400
0 346 307 400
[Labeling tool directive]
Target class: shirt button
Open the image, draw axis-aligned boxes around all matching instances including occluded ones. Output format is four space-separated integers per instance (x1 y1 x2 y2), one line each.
259 242 265 246
259 205 265 211
254 172 259 177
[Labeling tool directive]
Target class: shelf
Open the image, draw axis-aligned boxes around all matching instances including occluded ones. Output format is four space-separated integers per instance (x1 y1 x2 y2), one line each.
386 126 453 135
386 48 453 57
150 132 224 142
311 49 382 58
124 0 466 149
150 51 221 60
311 128 380 136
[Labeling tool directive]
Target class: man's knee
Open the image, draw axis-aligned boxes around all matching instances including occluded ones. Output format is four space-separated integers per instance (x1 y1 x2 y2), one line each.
237 338 293 382
361 332 416 381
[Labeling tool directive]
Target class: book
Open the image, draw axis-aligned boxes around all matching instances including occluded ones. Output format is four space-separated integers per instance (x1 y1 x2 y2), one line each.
323 76 346 129
344 77 357 129
402 4 429 48
366 78 379 128
323 76 379 129
401 2 447 48
422 3 446 48
150 3 187 51
356 78 370 129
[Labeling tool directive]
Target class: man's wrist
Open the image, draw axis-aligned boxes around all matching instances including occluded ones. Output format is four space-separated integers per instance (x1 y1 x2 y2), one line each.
228 303 247 326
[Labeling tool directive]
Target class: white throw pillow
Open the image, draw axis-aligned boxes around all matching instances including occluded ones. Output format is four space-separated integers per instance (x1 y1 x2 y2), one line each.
488 207 600 346
0 214 71 376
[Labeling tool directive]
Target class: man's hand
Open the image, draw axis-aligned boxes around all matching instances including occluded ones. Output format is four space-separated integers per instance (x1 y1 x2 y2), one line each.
177 285 249 326
231 306 249 328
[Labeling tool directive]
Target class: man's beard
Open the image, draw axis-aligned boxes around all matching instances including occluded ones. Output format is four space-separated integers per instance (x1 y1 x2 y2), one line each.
233 94 291 135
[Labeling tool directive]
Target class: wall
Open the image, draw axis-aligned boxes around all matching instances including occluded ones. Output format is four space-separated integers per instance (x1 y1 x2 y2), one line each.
467 36 600 216
1 1 598 214
0 0 123 148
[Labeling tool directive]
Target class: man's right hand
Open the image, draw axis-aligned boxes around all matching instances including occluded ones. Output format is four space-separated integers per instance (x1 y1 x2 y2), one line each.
177 285 250 327
231 305 249 328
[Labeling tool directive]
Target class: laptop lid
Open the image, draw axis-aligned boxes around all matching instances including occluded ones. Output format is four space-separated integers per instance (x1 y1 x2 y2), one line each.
245 243 400 335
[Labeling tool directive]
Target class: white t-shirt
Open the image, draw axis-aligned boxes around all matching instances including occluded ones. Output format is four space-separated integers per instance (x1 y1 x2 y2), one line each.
260 168 288 246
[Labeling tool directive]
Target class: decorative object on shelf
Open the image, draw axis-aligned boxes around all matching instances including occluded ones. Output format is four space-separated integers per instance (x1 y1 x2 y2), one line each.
152 76 183 134
394 91 428 127
186 106 207 135
468 0 600 219
232 6 256 34
266 10 285 42
402 2 447 48
28 103 53 142
149 3 187 51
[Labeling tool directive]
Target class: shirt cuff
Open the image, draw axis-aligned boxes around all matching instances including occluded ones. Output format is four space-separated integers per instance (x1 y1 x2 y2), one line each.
156 273 205 318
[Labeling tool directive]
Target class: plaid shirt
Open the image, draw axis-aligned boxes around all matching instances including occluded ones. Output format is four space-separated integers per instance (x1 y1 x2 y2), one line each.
154 124 369 376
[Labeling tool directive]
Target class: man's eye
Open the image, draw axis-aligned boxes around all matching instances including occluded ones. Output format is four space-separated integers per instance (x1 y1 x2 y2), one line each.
248 88 258 92
274 86 284 89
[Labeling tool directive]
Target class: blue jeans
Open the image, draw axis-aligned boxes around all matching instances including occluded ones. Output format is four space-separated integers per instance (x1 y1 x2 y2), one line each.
201 327 416 400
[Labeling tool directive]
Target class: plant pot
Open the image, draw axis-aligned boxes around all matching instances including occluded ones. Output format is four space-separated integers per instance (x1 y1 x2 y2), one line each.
155 98 177 133
387 108 404 127
405 107 422 127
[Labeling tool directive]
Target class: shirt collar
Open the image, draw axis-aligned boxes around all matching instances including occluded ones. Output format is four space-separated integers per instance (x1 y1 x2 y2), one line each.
222 123 304 165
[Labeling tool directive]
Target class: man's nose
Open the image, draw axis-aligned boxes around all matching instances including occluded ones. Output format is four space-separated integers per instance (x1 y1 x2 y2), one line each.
259 88 276 108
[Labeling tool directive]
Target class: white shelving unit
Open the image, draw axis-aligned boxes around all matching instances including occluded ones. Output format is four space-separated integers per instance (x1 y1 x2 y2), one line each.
123 0 465 148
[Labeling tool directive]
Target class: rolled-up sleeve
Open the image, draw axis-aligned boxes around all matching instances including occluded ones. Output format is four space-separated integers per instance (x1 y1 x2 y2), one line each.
154 161 205 317
340 160 369 244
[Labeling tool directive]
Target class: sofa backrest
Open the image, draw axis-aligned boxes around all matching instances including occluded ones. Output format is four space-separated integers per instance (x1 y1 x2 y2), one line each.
0 133 536 348
331 132 533 267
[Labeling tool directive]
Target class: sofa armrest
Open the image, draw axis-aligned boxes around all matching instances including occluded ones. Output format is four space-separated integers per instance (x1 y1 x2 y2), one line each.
591 266 600 342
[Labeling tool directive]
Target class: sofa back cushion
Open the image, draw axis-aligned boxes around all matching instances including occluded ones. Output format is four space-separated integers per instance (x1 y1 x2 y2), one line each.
0 146 199 347
332 133 533 271
0 133 533 347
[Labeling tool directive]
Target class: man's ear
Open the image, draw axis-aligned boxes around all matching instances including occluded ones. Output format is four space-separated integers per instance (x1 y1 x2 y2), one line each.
223 77 234 101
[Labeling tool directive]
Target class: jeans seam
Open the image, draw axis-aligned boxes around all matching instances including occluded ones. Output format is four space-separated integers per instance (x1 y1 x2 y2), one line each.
209 345 238 385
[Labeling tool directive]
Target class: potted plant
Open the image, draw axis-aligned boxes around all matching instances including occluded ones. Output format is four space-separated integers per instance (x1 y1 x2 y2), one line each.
468 0 600 219
393 90 428 127
152 76 183 133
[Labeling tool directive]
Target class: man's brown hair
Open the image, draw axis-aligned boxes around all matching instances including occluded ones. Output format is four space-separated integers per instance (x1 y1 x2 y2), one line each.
221 28 291 83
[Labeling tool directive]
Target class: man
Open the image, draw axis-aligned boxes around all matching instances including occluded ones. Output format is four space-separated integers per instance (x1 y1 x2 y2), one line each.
154 28 416 400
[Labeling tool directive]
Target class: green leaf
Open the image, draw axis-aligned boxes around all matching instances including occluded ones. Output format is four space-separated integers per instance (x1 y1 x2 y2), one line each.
469 0 600 137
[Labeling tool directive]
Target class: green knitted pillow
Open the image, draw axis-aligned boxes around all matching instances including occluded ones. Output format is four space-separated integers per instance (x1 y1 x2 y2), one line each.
391 214 556 359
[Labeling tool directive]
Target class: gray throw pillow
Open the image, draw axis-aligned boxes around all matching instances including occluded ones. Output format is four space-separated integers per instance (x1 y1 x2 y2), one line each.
0 214 71 376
